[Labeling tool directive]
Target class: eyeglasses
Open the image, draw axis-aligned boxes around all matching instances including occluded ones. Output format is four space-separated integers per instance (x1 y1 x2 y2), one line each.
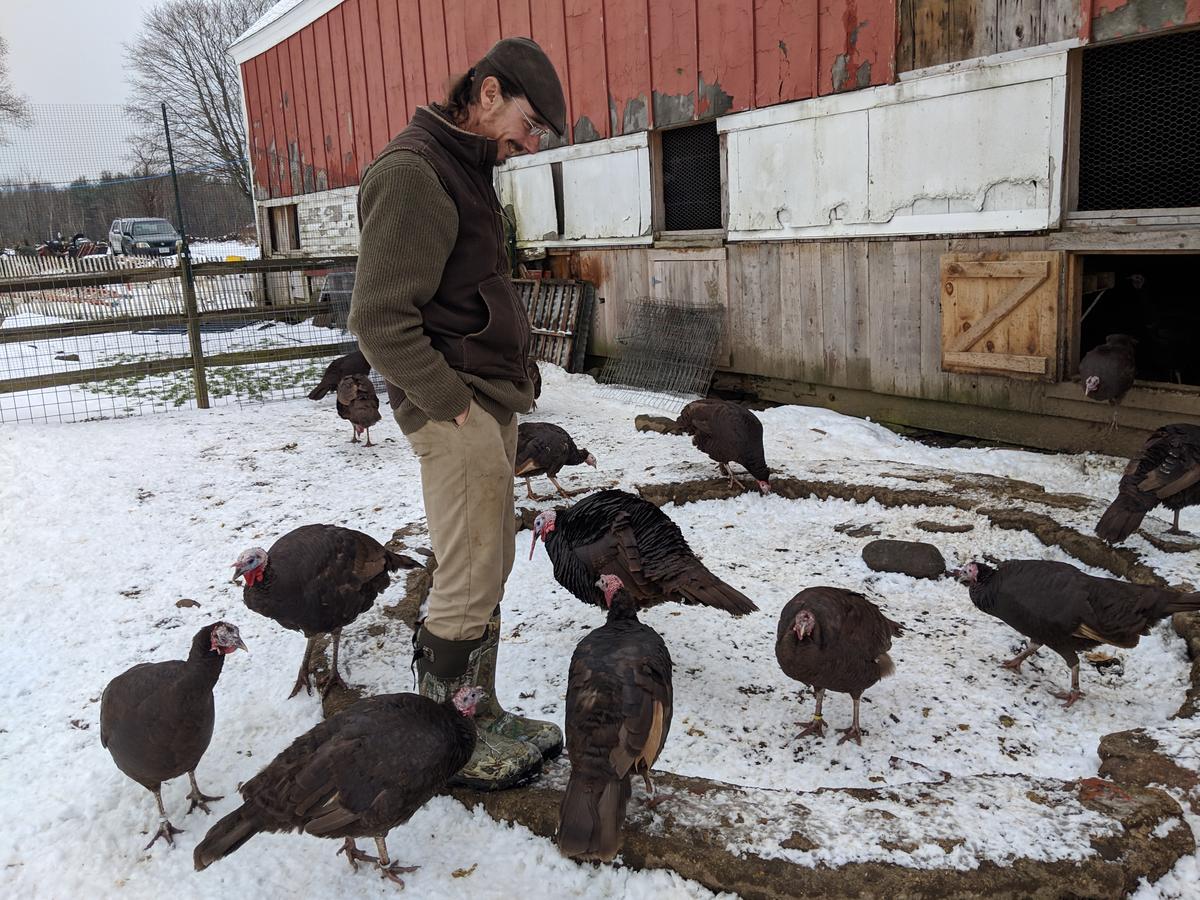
514 101 548 139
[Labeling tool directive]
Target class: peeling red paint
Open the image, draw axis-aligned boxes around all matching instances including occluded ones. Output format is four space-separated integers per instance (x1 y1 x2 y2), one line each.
244 0 904 199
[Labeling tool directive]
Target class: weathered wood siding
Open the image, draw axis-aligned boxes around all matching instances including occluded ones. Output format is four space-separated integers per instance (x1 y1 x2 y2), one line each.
573 235 1200 440
239 0 899 200
897 0 1200 73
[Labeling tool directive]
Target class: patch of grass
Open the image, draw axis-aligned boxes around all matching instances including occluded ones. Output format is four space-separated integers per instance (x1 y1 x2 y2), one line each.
83 353 328 407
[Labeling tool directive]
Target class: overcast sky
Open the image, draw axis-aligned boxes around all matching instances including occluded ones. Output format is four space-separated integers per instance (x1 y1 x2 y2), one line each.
1 0 175 181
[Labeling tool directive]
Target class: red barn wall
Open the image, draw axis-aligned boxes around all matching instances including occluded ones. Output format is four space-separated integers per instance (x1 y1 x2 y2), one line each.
241 0 898 199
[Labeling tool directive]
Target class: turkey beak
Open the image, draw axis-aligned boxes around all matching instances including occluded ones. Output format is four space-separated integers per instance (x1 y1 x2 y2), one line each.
229 563 243 584
234 635 249 653
758 480 771 495
529 529 540 560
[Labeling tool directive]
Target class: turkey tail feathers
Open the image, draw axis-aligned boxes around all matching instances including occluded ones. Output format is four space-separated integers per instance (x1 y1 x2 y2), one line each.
193 804 263 871
1166 593 1200 615
672 569 758 616
1095 498 1147 544
557 774 631 862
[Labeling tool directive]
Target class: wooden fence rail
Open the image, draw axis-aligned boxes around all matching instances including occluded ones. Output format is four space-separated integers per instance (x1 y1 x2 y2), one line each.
0 255 358 412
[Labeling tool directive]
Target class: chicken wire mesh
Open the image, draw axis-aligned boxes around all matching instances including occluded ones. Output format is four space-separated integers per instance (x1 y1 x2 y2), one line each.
1078 28 1200 211
596 299 724 412
0 262 359 424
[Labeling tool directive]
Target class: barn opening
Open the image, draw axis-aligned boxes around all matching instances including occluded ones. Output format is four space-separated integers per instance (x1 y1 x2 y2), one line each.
1077 27 1200 211
1077 254 1200 388
659 121 722 232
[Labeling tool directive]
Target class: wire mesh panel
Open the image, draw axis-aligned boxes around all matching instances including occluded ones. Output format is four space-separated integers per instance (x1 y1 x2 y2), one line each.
661 122 723 231
596 299 724 412
1078 29 1200 211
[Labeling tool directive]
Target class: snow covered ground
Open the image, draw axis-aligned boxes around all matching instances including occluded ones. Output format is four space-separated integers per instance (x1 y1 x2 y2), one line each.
1 364 1196 898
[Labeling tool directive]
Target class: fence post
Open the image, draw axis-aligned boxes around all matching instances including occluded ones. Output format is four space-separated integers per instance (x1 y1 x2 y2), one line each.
179 254 209 408
162 102 209 408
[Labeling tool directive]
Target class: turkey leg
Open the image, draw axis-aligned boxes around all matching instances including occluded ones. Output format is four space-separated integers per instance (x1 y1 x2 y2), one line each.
795 688 827 739
349 424 359 444
374 836 419 887
523 477 548 501
719 463 747 492
144 787 184 850
1051 664 1085 708
320 627 351 697
1167 509 1192 536
288 636 317 698
364 426 375 448
185 770 223 814
1000 642 1042 672
837 695 866 746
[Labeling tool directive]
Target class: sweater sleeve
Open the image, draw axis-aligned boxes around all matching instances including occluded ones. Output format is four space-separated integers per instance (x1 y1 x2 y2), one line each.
347 151 474 421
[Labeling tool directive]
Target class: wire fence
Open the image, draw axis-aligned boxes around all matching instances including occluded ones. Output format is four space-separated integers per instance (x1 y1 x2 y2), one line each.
0 103 254 258
0 256 360 424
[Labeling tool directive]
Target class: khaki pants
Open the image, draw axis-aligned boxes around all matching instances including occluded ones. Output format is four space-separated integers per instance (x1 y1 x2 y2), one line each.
407 399 517 642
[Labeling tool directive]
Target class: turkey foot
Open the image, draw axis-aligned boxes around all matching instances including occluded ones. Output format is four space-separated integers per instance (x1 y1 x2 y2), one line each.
364 428 375 448
548 475 587 499
185 771 222 814
795 715 826 739
1051 688 1085 708
379 862 420 887
338 838 379 871
144 817 184 851
836 725 865 746
523 478 548 502
374 837 419 888
642 793 670 811
1000 642 1041 672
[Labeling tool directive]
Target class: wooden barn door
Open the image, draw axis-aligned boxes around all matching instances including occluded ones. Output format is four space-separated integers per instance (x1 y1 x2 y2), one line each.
940 251 1065 381
647 249 731 367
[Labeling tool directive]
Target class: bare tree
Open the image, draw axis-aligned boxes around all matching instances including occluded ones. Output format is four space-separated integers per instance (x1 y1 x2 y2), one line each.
0 33 32 142
124 0 272 199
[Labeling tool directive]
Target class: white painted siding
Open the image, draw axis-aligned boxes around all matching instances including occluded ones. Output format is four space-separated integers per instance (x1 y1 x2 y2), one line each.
720 50 1068 240
497 133 653 248
256 186 360 256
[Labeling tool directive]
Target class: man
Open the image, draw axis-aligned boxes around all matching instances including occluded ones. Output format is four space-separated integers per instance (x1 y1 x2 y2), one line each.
347 38 565 790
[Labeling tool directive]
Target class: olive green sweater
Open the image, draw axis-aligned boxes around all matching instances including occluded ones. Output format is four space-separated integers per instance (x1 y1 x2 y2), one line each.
347 149 534 435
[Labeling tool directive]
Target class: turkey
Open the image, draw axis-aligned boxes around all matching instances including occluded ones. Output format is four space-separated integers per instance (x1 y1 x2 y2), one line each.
1096 423 1200 542
515 421 596 500
308 349 370 400
1079 334 1137 429
775 588 903 746
676 399 770 494
529 359 542 409
100 622 247 849
194 686 485 886
336 374 382 446
559 574 673 862
232 525 421 698
955 559 1200 706
530 488 757 616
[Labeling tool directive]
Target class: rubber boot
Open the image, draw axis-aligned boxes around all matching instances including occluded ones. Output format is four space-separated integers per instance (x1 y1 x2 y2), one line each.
413 625 543 791
473 608 563 760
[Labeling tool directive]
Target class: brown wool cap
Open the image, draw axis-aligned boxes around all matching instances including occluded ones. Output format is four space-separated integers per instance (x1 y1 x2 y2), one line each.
482 37 567 138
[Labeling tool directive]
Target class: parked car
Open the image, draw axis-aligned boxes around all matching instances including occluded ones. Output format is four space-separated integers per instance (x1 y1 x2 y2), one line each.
110 218 181 256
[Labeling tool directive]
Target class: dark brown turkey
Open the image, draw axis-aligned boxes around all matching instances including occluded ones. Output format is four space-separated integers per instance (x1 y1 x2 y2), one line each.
194 686 485 886
559 574 673 862
1079 334 1137 429
308 349 370 400
955 559 1200 706
101 622 247 849
530 488 757 616
232 525 421 698
1096 423 1200 542
336 373 381 446
775 588 903 745
515 421 596 500
676 398 771 494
